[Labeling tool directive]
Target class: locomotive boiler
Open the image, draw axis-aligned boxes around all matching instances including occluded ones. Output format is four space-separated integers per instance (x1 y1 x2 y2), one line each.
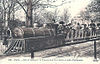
12 27 56 38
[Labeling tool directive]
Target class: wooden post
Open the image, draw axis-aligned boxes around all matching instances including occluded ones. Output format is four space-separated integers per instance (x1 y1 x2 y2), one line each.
31 47 34 58
71 30 73 39
0 28 1 40
94 40 97 60
82 30 84 38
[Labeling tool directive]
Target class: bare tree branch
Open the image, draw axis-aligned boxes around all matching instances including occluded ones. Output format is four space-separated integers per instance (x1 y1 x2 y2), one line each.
2 0 7 10
32 0 41 6
16 0 27 14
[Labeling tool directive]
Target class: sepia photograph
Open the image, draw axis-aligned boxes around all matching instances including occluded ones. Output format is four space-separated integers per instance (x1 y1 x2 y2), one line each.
0 0 100 64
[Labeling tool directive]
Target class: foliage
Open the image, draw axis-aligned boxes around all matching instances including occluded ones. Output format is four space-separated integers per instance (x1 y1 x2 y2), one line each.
80 0 100 22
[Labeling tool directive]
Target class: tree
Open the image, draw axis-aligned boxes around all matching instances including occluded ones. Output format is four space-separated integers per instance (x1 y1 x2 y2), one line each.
15 0 68 27
61 9 70 23
1 0 18 28
80 0 100 22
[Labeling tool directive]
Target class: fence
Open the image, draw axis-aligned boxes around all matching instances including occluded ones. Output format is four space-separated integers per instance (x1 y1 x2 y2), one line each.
65 29 97 41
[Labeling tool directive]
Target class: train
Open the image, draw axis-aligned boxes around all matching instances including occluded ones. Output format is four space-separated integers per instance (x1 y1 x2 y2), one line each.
3 22 100 55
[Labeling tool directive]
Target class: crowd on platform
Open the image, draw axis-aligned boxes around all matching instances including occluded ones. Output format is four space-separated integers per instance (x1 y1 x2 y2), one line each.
57 20 99 38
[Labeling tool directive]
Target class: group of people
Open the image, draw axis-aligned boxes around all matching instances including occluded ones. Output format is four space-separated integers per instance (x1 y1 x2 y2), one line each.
57 20 97 38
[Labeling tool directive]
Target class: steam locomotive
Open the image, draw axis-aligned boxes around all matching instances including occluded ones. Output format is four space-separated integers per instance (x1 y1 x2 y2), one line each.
4 23 66 54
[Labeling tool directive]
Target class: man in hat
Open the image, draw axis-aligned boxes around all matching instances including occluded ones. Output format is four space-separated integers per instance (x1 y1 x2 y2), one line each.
58 21 65 34
90 20 96 36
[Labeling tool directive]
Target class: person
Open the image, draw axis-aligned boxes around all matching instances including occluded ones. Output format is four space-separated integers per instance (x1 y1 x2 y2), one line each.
82 24 87 37
90 20 96 36
33 22 39 28
58 21 65 34
97 23 100 29
76 23 82 29
70 23 76 38
76 23 82 37
3 35 8 47
52 19 56 23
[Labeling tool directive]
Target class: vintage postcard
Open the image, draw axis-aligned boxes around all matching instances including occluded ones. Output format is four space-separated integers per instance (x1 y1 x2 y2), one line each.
0 0 100 64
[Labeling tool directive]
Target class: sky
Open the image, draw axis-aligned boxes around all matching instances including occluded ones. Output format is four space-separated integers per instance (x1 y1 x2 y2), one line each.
51 0 93 17
15 0 93 21
66 0 92 18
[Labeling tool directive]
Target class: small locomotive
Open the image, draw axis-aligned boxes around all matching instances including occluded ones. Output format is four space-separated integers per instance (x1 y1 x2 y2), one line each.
4 23 66 54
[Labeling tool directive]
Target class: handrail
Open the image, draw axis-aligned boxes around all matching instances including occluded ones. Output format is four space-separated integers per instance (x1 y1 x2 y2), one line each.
65 29 97 41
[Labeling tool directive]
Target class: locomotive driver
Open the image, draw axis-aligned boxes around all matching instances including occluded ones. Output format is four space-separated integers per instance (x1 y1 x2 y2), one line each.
58 21 65 34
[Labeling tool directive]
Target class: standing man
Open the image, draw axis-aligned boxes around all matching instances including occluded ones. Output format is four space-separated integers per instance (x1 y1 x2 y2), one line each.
76 23 82 37
90 20 96 36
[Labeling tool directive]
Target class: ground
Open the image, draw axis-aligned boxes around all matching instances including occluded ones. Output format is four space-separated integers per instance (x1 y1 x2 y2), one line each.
0 40 100 58
0 40 100 64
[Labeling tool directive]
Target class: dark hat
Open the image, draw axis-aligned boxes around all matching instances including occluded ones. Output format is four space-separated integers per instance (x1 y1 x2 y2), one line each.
91 20 94 22
59 21 64 24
